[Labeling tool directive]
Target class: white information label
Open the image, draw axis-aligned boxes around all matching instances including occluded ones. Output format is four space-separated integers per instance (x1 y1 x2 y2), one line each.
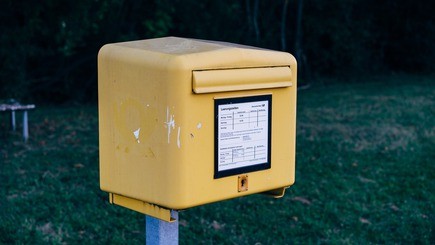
217 99 269 172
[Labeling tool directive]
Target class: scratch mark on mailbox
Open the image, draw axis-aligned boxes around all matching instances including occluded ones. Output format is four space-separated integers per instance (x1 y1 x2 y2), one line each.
177 127 181 148
133 128 141 143
165 107 175 144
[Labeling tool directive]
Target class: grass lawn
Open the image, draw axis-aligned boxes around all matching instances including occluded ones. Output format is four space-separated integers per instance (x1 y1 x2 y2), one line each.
1 74 434 244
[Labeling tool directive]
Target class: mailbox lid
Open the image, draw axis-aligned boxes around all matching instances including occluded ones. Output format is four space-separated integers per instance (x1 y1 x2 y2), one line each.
109 36 296 71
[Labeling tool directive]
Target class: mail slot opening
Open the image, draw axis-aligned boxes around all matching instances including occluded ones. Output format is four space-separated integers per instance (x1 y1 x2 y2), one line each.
192 66 292 93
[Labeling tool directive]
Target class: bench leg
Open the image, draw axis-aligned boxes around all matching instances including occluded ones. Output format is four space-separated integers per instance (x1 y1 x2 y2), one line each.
23 110 29 141
11 110 16 131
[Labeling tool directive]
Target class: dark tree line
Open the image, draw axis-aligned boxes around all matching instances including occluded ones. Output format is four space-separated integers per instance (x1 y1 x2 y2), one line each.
1 0 434 104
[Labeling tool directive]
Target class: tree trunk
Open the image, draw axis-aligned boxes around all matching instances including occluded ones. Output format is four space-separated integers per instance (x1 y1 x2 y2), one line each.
245 0 261 45
253 0 260 45
281 0 289 51
295 0 303 62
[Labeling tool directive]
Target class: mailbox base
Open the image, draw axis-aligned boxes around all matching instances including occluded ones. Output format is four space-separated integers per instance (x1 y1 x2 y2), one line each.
261 186 289 198
109 193 177 222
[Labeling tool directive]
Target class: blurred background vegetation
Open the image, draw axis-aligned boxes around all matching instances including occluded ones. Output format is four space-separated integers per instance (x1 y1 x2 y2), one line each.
1 1 434 243
1 0 434 104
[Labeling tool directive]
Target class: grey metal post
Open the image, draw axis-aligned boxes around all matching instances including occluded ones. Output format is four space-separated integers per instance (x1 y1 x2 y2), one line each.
11 110 16 131
23 110 29 141
146 211 179 245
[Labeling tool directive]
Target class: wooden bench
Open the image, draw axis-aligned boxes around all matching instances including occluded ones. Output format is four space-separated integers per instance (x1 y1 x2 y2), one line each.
0 101 35 141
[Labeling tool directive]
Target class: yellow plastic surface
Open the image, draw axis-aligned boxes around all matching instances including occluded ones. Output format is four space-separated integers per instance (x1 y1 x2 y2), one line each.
98 37 297 212
110 194 176 222
192 66 292 94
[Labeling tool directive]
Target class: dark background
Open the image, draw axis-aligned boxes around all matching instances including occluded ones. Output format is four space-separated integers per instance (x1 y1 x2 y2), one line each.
1 0 434 104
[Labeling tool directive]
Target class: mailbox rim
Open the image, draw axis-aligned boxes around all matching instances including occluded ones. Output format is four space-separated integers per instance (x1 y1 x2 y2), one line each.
213 94 272 179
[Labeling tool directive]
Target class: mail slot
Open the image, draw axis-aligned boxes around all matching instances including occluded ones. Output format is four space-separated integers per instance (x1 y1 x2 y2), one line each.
98 37 297 221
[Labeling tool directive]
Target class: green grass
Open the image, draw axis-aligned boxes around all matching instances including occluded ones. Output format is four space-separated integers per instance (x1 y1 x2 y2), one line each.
1 74 434 244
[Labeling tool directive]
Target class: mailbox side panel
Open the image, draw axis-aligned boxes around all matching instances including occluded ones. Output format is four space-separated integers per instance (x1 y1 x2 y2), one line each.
98 45 188 208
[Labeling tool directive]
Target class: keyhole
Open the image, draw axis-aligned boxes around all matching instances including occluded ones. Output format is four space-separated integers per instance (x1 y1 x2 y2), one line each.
238 175 248 192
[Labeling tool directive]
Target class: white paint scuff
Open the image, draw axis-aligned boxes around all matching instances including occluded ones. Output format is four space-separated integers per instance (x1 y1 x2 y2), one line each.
197 122 202 129
165 106 175 144
177 127 181 148
133 128 141 143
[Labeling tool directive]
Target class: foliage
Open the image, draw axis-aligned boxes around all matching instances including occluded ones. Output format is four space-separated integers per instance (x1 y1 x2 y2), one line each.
0 0 173 103
0 0 434 103
0 75 433 243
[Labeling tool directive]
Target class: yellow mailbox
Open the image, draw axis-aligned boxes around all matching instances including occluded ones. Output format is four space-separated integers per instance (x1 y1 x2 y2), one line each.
98 37 297 221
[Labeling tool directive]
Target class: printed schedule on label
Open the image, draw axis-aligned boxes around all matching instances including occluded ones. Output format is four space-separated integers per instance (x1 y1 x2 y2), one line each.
217 99 269 172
